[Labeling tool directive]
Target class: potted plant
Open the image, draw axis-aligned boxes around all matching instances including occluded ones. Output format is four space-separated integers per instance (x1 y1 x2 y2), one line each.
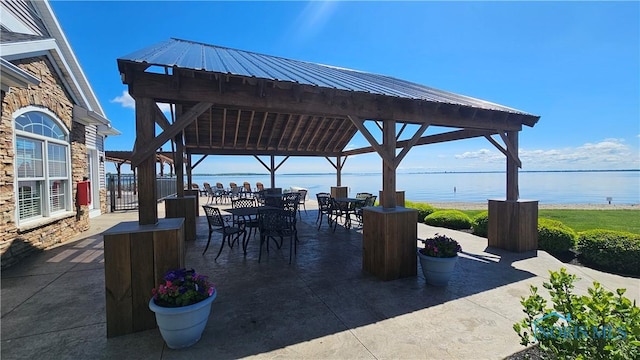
149 268 217 349
417 233 462 286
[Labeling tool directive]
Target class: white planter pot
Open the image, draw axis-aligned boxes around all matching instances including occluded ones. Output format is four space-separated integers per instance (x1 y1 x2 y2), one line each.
148 290 217 349
417 250 458 286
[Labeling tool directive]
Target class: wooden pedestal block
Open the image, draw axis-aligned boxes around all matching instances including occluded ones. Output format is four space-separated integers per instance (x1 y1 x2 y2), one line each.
488 200 538 252
378 191 405 207
362 206 418 280
331 186 348 198
103 218 185 338
165 196 196 241
183 189 200 217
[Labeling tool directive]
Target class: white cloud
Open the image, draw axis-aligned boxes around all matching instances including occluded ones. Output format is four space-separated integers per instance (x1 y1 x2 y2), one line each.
111 90 172 115
520 139 638 170
111 90 135 109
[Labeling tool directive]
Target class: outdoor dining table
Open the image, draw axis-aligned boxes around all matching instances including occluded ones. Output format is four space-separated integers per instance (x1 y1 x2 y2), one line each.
333 197 365 229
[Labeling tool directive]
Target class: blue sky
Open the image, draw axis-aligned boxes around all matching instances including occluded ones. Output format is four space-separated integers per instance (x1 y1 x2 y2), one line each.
50 1 640 174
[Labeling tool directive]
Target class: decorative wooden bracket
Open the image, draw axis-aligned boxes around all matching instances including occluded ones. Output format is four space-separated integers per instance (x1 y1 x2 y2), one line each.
347 116 429 170
131 102 213 167
484 131 522 168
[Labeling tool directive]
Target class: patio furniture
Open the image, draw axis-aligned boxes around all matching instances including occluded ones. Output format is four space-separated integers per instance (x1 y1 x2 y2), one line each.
316 192 333 230
228 183 241 201
241 181 253 198
333 197 365 230
214 182 229 204
282 192 301 244
257 208 297 264
355 195 377 226
202 205 245 260
231 198 259 247
296 189 308 217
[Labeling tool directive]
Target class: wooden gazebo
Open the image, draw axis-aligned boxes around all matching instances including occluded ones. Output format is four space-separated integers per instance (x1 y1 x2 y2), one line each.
104 38 539 336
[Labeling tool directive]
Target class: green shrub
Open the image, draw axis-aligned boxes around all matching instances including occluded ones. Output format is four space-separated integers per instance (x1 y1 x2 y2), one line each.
537 218 577 254
471 211 489 237
424 210 472 230
577 229 640 276
514 268 640 360
405 201 436 223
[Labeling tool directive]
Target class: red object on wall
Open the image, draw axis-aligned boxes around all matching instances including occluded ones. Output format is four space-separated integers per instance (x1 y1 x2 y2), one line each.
77 181 91 205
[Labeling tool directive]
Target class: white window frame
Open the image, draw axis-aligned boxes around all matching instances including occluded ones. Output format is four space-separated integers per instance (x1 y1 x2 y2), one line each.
13 106 74 228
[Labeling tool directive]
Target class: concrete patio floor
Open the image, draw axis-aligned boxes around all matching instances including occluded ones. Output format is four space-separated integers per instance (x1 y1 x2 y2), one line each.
2 197 638 359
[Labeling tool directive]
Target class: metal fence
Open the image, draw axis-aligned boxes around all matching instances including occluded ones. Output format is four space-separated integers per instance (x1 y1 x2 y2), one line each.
106 174 177 212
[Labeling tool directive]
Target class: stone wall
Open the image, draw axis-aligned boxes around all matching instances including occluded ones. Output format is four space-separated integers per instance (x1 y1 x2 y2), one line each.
0 57 90 268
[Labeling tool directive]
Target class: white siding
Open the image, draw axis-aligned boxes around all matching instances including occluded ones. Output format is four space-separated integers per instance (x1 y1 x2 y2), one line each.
0 0 48 35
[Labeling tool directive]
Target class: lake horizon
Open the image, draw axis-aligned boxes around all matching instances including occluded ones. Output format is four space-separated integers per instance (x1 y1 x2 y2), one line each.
183 169 639 205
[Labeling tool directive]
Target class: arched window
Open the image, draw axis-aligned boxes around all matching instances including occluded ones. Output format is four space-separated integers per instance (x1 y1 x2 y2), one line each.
14 109 71 224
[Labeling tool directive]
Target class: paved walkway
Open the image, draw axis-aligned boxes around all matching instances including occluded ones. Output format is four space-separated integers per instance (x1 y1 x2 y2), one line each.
2 197 638 359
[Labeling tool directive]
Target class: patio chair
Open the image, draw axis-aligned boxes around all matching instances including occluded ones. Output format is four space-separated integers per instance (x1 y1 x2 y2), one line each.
355 195 377 226
296 189 308 217
257 208 297 264
231 198 259 248
202 205 245 260
228 182 241 201
214 182 229 204
316 193 337 230
282 192 300 244
241 181 253 198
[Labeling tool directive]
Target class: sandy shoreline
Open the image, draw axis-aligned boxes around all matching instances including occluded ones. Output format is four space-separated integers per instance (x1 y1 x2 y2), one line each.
428 202 640 210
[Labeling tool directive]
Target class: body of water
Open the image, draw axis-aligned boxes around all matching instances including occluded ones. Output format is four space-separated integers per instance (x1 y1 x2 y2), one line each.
192 170 639 205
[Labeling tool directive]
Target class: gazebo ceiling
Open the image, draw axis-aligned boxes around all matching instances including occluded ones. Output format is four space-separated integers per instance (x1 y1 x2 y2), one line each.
117 38 539 163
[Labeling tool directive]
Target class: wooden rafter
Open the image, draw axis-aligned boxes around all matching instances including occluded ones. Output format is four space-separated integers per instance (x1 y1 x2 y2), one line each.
131 101 212 167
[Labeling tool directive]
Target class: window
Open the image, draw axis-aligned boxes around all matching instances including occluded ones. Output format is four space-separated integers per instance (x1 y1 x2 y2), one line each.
15 109 71 224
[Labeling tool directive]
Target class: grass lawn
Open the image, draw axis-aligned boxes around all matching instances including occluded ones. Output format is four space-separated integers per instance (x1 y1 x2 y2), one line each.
455 209 640 235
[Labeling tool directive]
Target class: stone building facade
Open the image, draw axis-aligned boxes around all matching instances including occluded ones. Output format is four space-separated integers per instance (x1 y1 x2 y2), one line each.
1 0 118 268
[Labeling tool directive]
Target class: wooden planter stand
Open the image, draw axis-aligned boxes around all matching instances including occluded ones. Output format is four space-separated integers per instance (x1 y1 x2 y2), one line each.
165 196 196 241
331 186 348 198
362 206 418 280
103 218 185 337
488 199 538 252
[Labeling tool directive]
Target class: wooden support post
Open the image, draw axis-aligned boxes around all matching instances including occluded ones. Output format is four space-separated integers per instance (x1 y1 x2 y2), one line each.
506 131 519 201
135 97 158 225
382 120 396 208
336 155 342 186
270 155 275 188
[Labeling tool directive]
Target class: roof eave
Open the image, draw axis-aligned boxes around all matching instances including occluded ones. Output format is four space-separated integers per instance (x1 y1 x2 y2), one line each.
0 58 41 92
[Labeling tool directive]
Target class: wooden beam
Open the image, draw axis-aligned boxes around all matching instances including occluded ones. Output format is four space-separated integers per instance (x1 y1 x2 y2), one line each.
221 108 227 148
348 116 394 170
233 109 241 148
286 114 303 151
257 111 269 150
135 97 158 225
245 110 255 148
343 128 498 156
126 71 536 130
382 120 397 208
153 103 171 130
498 132 522 168
191 154 208 169
131 102 212 167
306 116 325 151
394 122 430 168
506 131 519 200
